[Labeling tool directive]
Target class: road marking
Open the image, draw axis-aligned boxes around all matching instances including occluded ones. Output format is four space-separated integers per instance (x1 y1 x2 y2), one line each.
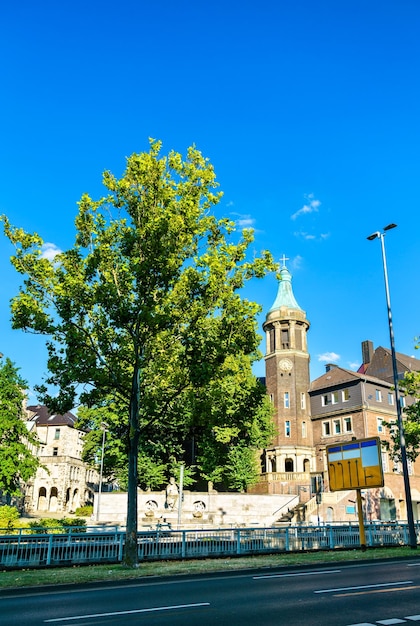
44 602 210 622
337 585 420 597
347 616 420 626
254 569 340 580
315 581 413 594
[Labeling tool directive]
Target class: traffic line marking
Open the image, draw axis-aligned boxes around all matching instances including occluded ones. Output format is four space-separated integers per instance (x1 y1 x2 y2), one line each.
44 602 210 622
254 569 340 579
347 615 420 625
315 581 413 594
337 585 420 597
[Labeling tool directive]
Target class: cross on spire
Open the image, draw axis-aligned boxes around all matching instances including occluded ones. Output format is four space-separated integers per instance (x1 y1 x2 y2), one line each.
280 254 289 268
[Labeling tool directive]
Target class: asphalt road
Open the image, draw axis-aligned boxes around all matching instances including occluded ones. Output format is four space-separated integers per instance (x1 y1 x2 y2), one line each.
2 559 420 625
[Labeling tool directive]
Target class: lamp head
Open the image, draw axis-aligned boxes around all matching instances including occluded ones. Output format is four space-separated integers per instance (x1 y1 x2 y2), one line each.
384 223 397 231
367 232 380 241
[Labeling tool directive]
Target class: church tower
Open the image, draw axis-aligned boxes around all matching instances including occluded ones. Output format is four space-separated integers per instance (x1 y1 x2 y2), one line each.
262 258 315 488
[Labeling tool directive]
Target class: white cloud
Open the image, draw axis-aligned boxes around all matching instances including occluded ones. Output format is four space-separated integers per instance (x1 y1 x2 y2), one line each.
231 212 256 228
293 231 330 241
291 193 321 220
226 201 234 208
294 231 316 240
290 255 303 270
348 361 360 370
318 352 340 363
41 242 62 260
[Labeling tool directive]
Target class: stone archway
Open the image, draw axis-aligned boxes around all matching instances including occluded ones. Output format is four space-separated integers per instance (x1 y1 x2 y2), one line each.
49 487 58 512
71 488 80 511
37 487 48 511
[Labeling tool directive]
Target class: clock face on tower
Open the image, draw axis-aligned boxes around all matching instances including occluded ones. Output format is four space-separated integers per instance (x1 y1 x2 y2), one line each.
279 358 293 372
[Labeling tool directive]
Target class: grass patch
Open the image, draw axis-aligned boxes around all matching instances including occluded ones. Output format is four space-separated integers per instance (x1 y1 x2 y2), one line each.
0 547 418 590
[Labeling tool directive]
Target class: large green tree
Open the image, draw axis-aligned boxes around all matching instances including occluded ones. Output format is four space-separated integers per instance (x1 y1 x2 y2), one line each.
0 357 39 500
2 140 276 565
77 353 274 493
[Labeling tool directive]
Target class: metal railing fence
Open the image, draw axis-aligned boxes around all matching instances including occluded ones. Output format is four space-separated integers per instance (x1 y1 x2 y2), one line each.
0 522 417 569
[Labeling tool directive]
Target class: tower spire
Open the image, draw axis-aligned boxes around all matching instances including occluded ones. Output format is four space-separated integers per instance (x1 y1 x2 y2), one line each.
269 256 302 312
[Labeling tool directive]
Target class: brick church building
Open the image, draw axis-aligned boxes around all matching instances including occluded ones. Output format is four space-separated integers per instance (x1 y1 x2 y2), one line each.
257 259 420 524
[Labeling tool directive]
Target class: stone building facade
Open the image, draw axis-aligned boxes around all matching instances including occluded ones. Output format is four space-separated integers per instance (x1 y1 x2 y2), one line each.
24 405 98 514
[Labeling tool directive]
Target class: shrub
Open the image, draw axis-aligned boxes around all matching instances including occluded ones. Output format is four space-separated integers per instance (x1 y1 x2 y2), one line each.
75 505 93 517
0 505 20 533
60 517 87 533
28 518 63 534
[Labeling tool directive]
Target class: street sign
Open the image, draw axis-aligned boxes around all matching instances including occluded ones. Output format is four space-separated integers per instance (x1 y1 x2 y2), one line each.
326 437 384 492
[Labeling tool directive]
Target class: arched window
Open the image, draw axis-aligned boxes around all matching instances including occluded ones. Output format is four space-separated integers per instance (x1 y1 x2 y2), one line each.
326 507 334 523
285 458 294 472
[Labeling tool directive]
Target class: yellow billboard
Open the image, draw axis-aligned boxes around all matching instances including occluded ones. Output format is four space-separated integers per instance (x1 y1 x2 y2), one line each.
326 437 384 492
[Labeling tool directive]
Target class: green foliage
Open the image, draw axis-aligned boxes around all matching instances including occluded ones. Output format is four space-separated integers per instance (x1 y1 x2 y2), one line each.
75 505 94 517
385 370 420 462
0 358 40 497
0 505 20 532
28 517 87 534
224 446 262 492
28 518 63 534
60 517 87 532
195 354 274 490
2 140 277 564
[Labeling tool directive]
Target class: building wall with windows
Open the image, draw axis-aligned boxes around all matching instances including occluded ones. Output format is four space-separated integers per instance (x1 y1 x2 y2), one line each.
309 362 420 522
24 405 98 514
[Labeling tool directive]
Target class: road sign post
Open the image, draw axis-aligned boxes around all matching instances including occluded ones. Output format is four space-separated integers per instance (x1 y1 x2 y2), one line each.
327 437 384 550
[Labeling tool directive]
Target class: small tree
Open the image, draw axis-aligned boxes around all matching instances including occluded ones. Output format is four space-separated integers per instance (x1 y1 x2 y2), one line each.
385 370 420 462
3 140 276 565
0 358 39 500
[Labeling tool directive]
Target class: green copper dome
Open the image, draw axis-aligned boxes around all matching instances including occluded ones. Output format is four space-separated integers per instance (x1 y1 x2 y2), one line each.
269 263 303 312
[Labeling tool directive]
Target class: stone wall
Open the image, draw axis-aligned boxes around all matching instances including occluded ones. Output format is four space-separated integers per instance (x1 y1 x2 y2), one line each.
95 491 299 527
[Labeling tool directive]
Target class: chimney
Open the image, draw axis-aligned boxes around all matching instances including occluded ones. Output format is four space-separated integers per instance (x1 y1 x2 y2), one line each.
362 340 374 366
325 363 337 372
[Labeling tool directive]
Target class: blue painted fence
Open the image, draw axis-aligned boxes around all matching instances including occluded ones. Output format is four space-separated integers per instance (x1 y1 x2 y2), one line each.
0 523 417 569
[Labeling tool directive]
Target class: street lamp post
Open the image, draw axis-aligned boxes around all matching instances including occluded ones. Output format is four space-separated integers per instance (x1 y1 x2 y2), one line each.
95 423 108 523
367 223 417 549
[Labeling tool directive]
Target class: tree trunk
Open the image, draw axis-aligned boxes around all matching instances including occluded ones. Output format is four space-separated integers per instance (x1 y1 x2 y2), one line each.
123 367 141 567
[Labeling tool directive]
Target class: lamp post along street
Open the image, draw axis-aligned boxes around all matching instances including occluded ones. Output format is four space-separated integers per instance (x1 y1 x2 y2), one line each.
96 424 108 523
367 223 417 549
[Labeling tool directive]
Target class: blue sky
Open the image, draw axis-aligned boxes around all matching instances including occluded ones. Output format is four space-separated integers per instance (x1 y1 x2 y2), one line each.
1 1 420 402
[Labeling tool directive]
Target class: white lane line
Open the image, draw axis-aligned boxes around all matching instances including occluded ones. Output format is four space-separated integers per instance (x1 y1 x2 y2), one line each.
44 602 210 622
346 623 376 626
254 569 341 579
377 619 407 624
406 617 420 621
315 581 413 594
